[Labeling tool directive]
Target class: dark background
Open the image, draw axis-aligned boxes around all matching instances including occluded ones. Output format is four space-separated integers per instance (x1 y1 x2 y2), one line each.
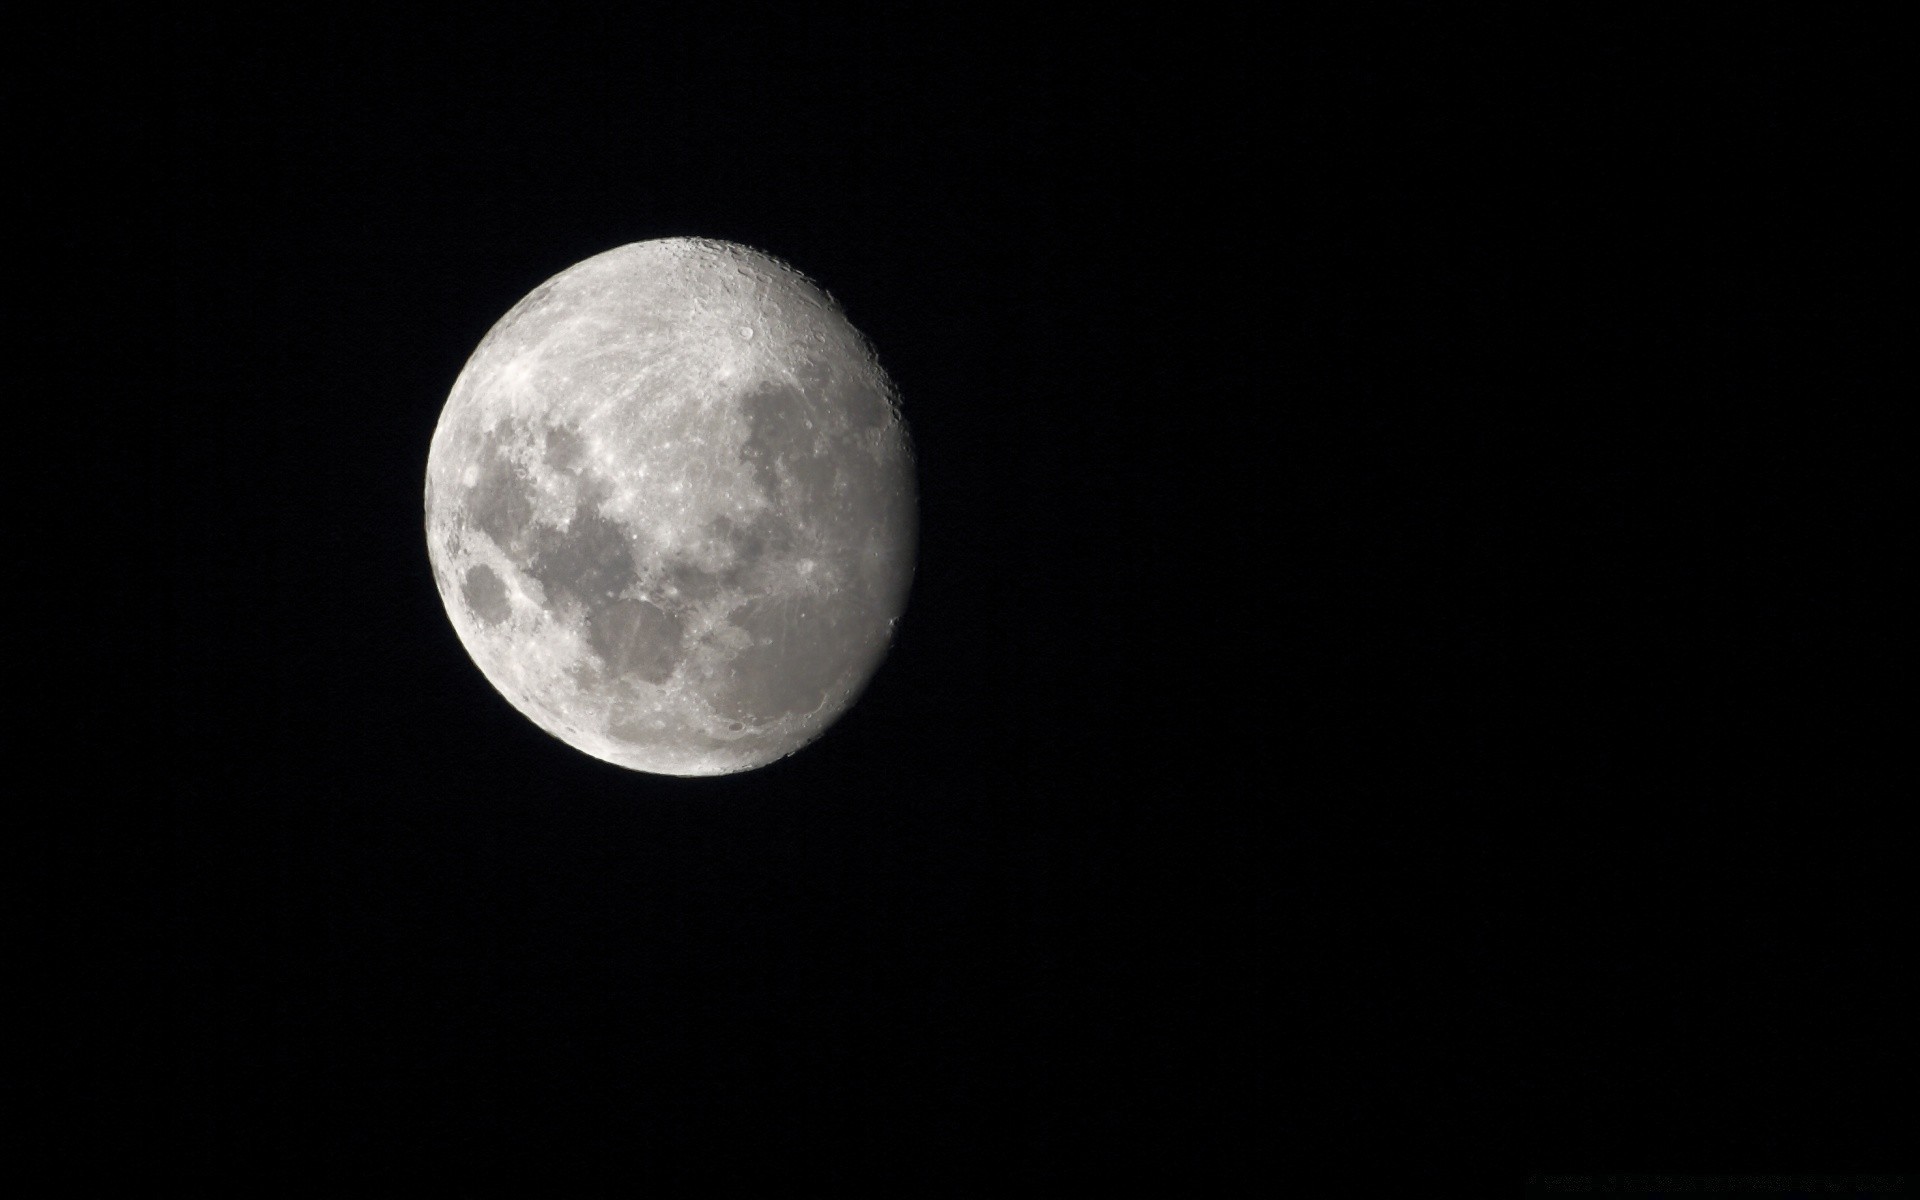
27 10 1903 1193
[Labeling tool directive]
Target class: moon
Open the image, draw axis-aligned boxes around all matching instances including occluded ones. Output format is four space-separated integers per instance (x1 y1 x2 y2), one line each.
424 238 917 776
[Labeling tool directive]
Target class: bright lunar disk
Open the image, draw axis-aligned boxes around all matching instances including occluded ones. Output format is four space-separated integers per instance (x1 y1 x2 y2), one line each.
425 238 917 776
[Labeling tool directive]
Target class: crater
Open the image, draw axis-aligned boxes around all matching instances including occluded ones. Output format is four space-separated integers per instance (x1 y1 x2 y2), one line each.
586 598 685 684
460 564 511 626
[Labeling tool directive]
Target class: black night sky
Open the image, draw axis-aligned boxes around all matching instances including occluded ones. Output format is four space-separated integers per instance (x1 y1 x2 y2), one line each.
28 10 1904 1193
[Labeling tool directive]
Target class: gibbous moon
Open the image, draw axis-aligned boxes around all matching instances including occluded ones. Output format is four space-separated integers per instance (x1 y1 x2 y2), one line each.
424 238 917 776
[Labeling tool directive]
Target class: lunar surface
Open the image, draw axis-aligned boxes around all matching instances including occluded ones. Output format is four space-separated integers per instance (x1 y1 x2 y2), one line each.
424 238 916 776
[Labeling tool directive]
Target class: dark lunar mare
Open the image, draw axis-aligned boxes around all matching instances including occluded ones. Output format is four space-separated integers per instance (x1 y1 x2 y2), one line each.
463 422 541 565
526 503 639 608
460 565 511 625
704 377 911 725
460 421 690 683
585 599 685 685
